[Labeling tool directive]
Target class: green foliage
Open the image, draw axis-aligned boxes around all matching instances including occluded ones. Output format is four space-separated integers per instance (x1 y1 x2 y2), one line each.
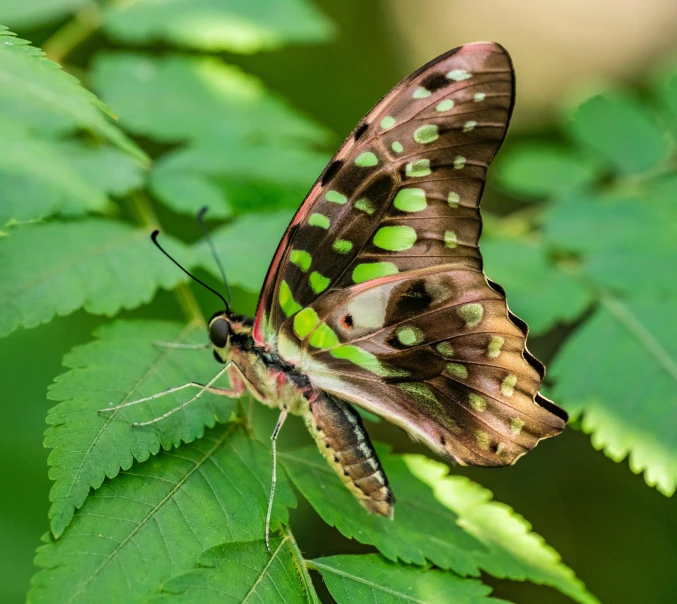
4 0 674 599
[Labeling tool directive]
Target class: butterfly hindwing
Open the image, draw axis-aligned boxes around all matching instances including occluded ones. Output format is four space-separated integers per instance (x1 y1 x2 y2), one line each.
253 41 567 468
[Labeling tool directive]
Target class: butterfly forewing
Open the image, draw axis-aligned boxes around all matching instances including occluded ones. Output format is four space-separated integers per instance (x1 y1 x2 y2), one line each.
254 41 567 468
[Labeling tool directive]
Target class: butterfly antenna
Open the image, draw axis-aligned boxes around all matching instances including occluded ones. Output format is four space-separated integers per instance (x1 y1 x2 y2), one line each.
151 230 230 312
197 206 232 306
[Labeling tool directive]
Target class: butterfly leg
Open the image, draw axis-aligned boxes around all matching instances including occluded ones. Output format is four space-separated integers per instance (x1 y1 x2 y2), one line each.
265 408 288 554
304 392 394 519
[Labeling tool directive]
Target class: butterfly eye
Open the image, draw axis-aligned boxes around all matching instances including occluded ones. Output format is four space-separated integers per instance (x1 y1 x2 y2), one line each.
209 317 230 348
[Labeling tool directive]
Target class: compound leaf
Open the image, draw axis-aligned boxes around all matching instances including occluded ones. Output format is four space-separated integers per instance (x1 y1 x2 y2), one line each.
405 455 599 604
102 0 335 53
30 425 296 603
551 297 677 496
0 220 192 338
281 446 486 577
45 320 238 538
310 554 504 604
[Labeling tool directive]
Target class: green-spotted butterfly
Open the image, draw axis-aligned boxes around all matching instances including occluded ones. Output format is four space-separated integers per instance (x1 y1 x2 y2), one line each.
105 42 567 548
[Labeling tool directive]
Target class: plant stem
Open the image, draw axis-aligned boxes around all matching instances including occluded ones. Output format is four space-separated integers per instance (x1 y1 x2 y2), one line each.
128 191 205 326
281 526 320 604
42 2 102 64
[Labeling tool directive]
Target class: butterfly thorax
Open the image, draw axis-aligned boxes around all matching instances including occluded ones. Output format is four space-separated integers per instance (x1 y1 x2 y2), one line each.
210 311 311 416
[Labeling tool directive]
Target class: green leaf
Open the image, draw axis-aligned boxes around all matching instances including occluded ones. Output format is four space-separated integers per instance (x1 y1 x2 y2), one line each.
310 554 504 604
0 220 192 338
0 0 89 28
0 123 108 226
30 425 296 603
551 297 677 496
567 93 669 174
45 319 238 538
151 141 328 216
0 27 147 163
542 184 677 301
153 538 315 603
91 53 327 145
195 210 293 292
281 446 486 577
482 238 592 334
405 455 600 604
497 143 601 199
102 0 335 53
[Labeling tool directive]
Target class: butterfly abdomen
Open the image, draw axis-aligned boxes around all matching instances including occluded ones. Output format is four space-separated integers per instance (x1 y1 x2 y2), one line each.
305 392 394 519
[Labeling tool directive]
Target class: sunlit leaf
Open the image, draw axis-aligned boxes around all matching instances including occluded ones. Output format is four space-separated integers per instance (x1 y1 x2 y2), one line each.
405 456 599 604
0 27 146 162
551 297 677 496
497 143 601 199
567 93 669 174
91 53 327 145
102 0 335 53
310 554 504 604
30 425 296 603
45 320 238 538
0 220 192 337
153 539 316 603
0 0 88 28
482 238 592 334
281 446 486 577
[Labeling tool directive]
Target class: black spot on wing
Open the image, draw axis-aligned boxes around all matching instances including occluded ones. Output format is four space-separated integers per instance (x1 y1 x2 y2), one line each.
354 121 369 141
421 72 450 93
394 280 433 316
321 159 343 186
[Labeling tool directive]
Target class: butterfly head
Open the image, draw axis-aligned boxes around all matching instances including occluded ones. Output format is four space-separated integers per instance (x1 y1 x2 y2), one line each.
208 311 254 362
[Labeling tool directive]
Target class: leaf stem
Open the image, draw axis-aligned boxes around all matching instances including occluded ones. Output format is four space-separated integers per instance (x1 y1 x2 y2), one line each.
281 526 320 604
128 191 205 326
42 2 102 64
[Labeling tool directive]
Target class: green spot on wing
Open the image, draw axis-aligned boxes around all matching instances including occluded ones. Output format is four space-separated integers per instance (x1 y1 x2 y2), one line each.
309 322 340 349
352 262 399 283
309 271 330 294
459 303 484 327
290 250 311 273
355 198 375 215
397 326 424 346
406 159 431 178
469 393 487 412
391 141 403 153
332 239 353 254
279 280 301 317
293 307 319 339
331 345 407 377
435 341 454 358
413 86 431 99
394 188 427 212
355 152 378 167
436 99 454 112
373 226 417 251
446 69 472 81
447 191 460 208
444 230 458 249
326 190 347 204
309 213 330 229
447 363 468 379
380 115 396 129
413 124 439 144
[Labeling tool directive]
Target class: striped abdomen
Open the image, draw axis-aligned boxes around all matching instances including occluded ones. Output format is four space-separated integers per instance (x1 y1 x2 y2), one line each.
304 391 394 518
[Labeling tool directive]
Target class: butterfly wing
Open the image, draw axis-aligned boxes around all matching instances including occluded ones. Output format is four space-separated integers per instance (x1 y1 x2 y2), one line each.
253 41 567 466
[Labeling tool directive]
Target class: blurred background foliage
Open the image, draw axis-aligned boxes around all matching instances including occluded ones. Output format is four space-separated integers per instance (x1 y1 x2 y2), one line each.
1 0 677 602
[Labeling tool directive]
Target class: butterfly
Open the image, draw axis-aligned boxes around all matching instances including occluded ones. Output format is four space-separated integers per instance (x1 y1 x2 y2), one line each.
105 42 567 550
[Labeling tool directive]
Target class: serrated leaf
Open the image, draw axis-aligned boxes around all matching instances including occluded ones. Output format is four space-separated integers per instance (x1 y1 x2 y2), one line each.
567 93 670 174
152 538 315 603
310 554 504 604
404 456 599 604
102 0 334 53
30 425 296 603
46 319 238 537
542 184 677 301
91 53 327 146
0 122 108 226
0 27 146 163
151 141 328 216
497 143 601 199
551 297 677 496
281 446 486 577
0 221 192 337
0 0 88 28
195 210 293 292
482 238 592 335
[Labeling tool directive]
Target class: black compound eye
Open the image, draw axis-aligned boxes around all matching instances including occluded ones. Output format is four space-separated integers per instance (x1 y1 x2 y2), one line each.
208 317 230 348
